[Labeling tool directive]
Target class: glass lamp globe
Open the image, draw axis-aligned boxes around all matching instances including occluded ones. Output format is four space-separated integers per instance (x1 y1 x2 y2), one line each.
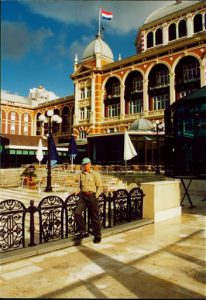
57 116 62 124
38 114 46 122
52 114 60 122
46 110 54 117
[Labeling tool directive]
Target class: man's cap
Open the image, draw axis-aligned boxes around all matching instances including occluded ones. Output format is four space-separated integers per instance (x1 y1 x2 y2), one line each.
81 157 91 165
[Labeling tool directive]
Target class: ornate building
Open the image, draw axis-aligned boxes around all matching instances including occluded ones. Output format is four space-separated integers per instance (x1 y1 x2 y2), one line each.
1 0 206 167
71 0 206 165
1 87 75 167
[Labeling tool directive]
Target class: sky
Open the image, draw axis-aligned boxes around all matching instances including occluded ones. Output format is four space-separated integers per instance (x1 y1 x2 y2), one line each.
1 0 174 98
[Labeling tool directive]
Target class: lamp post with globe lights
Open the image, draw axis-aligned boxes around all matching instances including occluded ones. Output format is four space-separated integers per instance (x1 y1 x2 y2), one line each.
152 120 164 175
38 110 62 192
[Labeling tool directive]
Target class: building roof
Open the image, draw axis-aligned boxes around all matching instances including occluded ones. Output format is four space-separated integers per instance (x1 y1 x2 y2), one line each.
129 118 152 131
144 1 200 24
82 34 114 62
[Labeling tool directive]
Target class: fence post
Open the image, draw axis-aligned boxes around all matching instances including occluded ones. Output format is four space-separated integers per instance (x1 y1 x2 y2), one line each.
27 200 37 247
108 192 112 228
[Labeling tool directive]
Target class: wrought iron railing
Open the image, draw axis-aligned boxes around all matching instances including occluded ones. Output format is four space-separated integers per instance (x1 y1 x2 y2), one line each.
0 187 145 253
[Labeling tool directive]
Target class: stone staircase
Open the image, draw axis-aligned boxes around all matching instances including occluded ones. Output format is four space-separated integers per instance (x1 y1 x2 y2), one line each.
0 167 129 193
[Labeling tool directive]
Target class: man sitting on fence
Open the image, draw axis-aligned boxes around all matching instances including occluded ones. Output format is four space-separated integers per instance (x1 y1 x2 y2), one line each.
73 157 103 243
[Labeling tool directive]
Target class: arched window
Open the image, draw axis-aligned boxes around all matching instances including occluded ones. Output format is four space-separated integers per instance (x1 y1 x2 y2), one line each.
169 23 176 41
62 107 69 133
178 19 187 38
194 14 203 33
155 28 163 45
36 113 42 135
147 31 153 48
52 109 60 134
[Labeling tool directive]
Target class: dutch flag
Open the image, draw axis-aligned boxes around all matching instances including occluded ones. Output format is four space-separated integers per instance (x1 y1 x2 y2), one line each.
101 9 113 20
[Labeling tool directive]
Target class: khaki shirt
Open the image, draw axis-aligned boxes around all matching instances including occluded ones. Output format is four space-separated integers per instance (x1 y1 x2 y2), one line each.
80 169 103 198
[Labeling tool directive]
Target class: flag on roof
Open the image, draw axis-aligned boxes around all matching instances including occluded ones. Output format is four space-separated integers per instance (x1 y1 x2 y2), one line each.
101 9 113 20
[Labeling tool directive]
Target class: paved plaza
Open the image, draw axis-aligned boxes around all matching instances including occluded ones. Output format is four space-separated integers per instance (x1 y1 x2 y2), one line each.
0 187 205 299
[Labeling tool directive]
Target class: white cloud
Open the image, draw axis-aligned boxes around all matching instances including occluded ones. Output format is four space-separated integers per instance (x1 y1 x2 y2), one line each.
20 0 174 34
69 35 93 62
1 21 53 60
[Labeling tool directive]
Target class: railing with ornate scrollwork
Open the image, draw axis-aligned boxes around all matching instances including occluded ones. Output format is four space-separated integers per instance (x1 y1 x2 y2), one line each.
0 187 145 253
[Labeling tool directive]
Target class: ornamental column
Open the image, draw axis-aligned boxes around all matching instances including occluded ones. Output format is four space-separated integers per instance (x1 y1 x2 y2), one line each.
186 13 193 37
120 84 125 119
73 81 79 125
90 74 95 124
169 71 175 104
143 76 149 113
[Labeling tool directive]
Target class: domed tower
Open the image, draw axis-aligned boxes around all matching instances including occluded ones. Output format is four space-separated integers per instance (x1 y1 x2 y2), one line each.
82 33 114 68
73 33 114 72
71 33 114 139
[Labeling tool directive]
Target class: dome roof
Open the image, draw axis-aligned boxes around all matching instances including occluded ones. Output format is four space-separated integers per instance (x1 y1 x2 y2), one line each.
82 34 114 61
144 1 199 24
129 118 152 131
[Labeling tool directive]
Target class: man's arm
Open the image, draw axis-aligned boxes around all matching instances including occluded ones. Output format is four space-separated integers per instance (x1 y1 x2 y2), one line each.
94 171 103 198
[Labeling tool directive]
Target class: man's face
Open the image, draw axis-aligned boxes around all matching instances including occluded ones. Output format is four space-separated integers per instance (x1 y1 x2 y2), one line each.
83 162 91 172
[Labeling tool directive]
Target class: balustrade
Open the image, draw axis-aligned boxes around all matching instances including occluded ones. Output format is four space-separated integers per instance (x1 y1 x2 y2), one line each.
0 187 144 252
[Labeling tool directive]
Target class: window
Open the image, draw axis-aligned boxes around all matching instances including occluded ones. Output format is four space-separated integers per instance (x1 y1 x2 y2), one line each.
155 28 163 45
198 118 206 136
24 113 28 123
129 99 142 114
112 82 120 96
80 88 85 99
79 107 90 120
10 122 15 134
80 108 85 120
11 111 16 121
132 77 143 92
156 70 169 86
194 14 203 33
147 31 153 48
178 19 187 38
86 87 91 98
79 131 87 139
154 94 169 110
183 63 200 82
108 103 120 117
183 119 194 137
169 23 176 41
24 124 28 135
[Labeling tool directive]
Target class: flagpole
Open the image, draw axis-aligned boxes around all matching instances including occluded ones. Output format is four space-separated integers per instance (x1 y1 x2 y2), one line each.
98 8 101 35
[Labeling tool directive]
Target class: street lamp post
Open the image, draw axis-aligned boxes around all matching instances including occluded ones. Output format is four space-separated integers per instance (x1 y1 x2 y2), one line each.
152 120 164 175
38 110 62 192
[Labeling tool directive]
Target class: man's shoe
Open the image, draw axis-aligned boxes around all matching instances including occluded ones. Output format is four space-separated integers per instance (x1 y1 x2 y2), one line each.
74 232 89 241
93 236 101 243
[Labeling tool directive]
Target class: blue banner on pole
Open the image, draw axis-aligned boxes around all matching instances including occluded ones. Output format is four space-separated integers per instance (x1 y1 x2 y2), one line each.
50 135 59 166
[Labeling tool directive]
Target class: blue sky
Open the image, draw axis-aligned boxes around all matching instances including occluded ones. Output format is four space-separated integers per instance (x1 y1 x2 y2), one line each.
2 0 174 98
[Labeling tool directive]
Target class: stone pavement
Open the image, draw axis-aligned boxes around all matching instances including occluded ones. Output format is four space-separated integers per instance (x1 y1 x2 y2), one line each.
0 195 205 299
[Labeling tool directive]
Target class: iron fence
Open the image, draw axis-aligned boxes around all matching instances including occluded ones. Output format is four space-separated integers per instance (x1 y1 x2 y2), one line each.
0 187 145 253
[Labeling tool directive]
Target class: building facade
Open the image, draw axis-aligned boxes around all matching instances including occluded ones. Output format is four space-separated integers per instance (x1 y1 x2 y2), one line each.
70 0 206 165
1 0 206 167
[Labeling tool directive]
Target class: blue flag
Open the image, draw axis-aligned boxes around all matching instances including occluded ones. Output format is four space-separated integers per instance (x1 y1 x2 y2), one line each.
50 135 59 166
68 135 78 161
